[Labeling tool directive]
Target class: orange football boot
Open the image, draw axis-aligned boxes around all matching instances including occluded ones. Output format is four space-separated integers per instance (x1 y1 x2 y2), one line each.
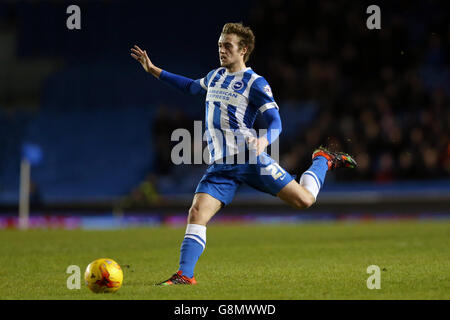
312 146 357 171
156 271 197 286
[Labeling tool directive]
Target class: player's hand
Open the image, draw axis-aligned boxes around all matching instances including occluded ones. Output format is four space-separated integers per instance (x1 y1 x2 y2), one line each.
130 45 154 74
247 136 269 156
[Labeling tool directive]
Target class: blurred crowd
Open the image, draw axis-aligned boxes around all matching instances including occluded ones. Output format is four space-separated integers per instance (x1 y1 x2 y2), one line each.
149 1 449 186
246 0 450 182
4 1 448 206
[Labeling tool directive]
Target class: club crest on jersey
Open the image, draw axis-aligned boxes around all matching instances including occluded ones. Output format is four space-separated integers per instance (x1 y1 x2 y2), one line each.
263 85 273 97
232 80 244 91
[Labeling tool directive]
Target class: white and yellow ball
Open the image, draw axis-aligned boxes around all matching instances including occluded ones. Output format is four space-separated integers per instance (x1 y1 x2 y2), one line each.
84 258 123 293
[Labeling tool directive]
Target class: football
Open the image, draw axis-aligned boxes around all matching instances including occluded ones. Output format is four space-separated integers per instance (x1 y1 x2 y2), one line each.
84 258 123 293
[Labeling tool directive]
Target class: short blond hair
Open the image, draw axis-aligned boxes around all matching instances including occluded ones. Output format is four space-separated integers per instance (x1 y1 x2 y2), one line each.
221 22 255 63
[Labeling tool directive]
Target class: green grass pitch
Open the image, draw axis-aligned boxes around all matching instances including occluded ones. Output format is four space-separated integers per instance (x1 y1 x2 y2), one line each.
0 221 449 299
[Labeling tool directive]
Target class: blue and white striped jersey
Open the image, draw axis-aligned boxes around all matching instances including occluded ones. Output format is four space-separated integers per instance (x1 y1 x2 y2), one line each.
195 67 279 163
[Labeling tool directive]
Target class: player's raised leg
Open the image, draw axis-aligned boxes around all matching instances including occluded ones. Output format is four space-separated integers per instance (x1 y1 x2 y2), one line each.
277 180 316 209
156 193 222 286
277 146 357 208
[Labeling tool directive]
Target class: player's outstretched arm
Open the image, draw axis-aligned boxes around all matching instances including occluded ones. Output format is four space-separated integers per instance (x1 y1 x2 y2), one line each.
130 45 162 78
130 44 205 95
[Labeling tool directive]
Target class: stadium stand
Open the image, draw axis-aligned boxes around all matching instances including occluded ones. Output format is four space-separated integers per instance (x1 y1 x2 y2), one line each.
0 0 449 207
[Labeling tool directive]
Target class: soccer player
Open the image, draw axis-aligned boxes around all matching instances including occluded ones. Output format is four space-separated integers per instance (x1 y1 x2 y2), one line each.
131 23 356 285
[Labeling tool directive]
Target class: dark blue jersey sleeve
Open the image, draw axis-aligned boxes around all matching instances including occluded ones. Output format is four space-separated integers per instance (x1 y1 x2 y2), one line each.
248 77 281 144
159 70 205 95
248 77 279 113
261 108 282 144
159 68 217 95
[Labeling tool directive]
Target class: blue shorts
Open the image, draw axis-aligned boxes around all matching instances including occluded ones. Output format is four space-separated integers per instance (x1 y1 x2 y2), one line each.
195 152 294 205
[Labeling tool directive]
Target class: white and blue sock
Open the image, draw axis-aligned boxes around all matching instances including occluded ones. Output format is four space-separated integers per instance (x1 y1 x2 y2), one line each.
179 224 206 278
299 156 328 200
